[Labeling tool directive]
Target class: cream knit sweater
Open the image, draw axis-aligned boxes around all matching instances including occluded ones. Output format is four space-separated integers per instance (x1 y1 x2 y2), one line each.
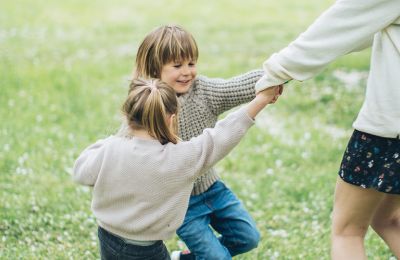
73 107 254 241
256 0 400 138
118 70 264 195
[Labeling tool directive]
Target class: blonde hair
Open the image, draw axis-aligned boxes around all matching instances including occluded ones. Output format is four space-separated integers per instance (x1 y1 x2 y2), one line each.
135 25 199 78
122 78 179 144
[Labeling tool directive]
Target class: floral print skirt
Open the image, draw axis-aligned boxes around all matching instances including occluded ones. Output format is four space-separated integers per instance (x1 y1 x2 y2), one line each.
339 130 400 194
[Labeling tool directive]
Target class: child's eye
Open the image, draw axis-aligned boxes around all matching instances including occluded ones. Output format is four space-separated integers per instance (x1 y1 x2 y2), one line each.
189 62 196 67
173 64 182 68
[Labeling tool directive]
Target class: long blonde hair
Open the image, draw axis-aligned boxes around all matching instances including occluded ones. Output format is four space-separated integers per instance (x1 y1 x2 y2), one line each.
135 25 199 78
122 78 179 144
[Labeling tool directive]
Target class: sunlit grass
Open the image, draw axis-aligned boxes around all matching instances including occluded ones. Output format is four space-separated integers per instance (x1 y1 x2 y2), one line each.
0 0 394 259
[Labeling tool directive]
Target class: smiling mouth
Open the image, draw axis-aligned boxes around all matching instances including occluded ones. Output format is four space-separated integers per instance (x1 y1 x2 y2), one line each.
178 79 191 83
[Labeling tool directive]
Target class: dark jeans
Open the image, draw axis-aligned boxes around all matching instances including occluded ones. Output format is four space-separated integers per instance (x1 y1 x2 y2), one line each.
98 226 170 260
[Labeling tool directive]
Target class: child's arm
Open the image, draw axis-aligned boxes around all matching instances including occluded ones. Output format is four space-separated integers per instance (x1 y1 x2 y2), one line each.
73 138 107 186
197 69 264 116
246 86 282 119
180 86 281 179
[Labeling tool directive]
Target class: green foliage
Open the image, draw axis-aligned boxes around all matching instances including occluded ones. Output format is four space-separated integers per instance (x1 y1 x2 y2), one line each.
0 0 394 259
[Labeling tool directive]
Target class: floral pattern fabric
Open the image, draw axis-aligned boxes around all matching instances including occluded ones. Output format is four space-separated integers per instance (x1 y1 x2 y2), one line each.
339 130 400 194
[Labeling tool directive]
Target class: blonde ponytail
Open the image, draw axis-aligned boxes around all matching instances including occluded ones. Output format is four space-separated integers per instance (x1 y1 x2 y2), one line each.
122 78 179 144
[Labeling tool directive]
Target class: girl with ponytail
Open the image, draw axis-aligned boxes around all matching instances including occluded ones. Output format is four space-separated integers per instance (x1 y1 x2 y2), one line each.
73 78 281 260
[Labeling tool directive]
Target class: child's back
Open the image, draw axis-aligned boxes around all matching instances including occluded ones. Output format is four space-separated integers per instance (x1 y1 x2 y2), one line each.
74 78 281 259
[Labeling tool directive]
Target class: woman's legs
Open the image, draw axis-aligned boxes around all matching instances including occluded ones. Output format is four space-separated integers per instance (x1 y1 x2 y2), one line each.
370 194 400 257
331 177 385 260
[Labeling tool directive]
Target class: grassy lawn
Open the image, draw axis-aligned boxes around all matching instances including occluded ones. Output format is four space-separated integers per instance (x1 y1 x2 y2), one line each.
0 0 395 259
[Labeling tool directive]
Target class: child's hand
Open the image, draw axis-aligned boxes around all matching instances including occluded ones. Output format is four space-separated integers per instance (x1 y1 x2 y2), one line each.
246 85 283 119
256 85 283 105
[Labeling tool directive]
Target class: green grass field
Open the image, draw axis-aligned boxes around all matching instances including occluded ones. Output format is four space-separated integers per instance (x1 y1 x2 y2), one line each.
0 0 395 259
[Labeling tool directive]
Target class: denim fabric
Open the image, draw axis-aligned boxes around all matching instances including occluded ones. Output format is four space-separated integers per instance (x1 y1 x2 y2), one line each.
97 226 170 260
177 181 260 260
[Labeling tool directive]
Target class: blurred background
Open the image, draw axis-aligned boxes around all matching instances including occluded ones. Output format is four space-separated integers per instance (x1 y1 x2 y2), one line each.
0 0 393 259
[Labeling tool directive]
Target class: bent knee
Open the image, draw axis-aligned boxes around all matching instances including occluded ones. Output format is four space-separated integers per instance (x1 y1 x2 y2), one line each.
235 229 260 252
246 229 260 249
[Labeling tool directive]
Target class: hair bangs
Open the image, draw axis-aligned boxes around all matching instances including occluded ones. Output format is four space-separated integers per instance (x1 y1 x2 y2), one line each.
161 29 198 64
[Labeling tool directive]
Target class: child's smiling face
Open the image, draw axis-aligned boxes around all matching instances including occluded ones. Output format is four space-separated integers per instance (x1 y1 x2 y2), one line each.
161 59 197 94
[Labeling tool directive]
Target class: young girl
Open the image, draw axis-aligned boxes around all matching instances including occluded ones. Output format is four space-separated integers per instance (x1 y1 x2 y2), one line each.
119 24 267 260
74 78 281 259
255 0 400 258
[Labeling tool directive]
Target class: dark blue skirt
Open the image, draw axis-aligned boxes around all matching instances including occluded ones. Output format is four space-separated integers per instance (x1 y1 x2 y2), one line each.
339 130 400 194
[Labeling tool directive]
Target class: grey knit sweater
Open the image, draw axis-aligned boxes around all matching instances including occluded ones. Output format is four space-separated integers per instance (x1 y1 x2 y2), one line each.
178 70 264 194
73 107 254 241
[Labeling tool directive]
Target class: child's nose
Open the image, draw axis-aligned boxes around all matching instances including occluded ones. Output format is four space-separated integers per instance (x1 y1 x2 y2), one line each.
181 65 190 75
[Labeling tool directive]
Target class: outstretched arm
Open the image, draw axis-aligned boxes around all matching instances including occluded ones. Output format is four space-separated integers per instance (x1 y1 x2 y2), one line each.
256 0 400 92
180 85 282 179
246 85 283 119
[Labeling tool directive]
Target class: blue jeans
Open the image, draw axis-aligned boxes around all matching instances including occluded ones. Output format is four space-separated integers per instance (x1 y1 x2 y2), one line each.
98 226 170 260
177 181 260 260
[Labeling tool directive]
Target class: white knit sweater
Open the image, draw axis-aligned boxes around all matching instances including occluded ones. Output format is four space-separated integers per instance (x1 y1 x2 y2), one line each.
256 0 400 138
73 107 254 241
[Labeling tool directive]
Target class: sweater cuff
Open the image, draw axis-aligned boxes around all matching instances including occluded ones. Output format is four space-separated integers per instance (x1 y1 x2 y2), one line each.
237 105 256 126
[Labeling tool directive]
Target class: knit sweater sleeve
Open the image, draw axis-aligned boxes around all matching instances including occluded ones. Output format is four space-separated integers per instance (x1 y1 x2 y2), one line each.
255 0 400 91
73 138 108 186
197 69 264 116
178 106 255 179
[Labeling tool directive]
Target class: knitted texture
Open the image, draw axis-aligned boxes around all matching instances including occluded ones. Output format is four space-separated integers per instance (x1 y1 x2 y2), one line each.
178 70 264 194
116 70 264 195
73 107 254 241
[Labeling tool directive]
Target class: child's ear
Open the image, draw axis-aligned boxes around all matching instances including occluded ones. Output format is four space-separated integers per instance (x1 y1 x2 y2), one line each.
167 114 176 128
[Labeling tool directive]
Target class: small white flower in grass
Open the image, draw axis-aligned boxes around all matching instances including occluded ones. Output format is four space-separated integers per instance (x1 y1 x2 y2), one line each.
25 237 32 245
265 168 274 175
275 159 283 167
16 167 28 175
36 114 43 123
271 251 280 260
18 153 29 165
8 99 15 107
250 193 259 200
18 90 27 97
268 229 288 238
68 133 75 141
301 152 309 159
245 200 254 207
303 132 311 140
